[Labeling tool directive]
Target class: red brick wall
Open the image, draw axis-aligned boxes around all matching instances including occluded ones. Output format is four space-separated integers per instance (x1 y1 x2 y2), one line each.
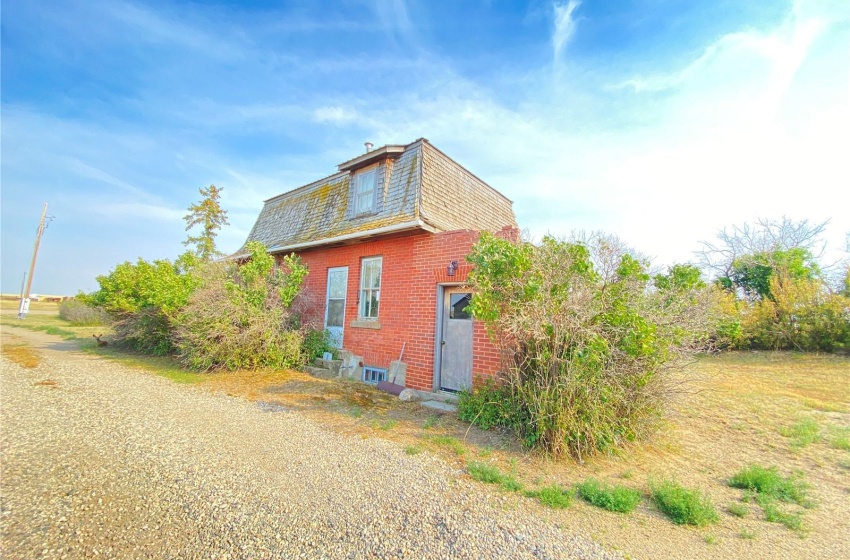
283 229 504 391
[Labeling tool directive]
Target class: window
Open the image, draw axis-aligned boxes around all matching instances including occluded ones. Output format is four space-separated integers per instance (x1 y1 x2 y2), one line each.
353 168 378 214
362 366 387 384
449 293 472 319
359 257 382 318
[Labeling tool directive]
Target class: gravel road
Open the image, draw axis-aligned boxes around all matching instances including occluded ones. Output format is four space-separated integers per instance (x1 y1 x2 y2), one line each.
1 329 623 560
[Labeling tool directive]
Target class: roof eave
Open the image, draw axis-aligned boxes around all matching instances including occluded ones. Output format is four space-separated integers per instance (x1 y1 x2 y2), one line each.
267 219 439 254
337 145 406 172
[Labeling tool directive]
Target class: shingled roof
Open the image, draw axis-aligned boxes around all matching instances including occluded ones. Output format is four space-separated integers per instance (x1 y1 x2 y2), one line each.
238 138 516 255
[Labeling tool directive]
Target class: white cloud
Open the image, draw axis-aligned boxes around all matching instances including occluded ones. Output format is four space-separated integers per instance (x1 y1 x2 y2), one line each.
86 202 185 222
552 1 581 62
313 106 359 125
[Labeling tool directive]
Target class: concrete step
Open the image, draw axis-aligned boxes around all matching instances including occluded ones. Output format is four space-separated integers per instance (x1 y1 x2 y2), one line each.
420 400 458 413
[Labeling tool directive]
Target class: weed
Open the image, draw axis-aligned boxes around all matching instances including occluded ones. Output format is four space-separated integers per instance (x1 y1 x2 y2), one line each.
620 469 634 480
829 426 850 451
576 478 642 514
430 435 466 456
649 479 718 526
379 419 397 431
779 418 822 448
36 325 76 339
760 498 807 535
467 461 523 492
423 415 440 430
728 465 810 506
478 447 493 458
727 502 748 518
405 445 423 455
739 529 757 540
525 484 574 509
703 534 717 545
348 406 363 418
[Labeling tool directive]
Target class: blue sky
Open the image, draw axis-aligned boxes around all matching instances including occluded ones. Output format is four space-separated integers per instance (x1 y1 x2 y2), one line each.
2 0 848 295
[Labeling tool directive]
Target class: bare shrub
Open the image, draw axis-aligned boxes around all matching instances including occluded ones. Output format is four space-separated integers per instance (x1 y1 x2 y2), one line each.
58 298 111 326
173 242 307 371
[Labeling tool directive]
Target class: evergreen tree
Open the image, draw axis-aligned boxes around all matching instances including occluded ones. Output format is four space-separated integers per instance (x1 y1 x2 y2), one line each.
184 184 229 260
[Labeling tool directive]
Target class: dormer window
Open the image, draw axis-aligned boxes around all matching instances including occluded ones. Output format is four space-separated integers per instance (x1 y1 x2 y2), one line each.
353 168 378 214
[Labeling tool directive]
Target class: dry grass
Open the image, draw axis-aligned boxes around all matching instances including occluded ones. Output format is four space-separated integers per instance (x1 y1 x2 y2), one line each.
1 343 41 368
1 330 41 368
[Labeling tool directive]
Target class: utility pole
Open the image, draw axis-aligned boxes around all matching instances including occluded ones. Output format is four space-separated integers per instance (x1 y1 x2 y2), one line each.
18 203 50 319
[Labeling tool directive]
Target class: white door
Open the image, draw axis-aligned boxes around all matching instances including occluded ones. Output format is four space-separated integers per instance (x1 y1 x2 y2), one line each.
324 267 348 348
439 289 473 392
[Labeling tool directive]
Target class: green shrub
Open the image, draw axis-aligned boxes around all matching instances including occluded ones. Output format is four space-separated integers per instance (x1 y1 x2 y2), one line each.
458 379 518 431
82 252 202 355
576 478 642 513
301 328 336 362
728 465 809 505
58 298 110 326
114 308 176 355
465 233 720 459
525 484 574 509
174 243 309 370
649 479 718 526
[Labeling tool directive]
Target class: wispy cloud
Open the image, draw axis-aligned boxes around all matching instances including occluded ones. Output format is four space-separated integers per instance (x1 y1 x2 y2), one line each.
373 0 417 46
552 1 581 62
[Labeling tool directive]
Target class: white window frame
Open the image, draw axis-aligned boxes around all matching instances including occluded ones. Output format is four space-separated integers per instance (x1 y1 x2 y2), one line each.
359 256 382 319
353 168 378 214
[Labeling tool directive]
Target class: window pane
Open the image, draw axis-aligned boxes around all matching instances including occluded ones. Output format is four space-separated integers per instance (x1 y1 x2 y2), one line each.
328 271 346 298
450 293 472 320
355 169 375 194
327 300 345 327
369 293 379 317
357 192 372 213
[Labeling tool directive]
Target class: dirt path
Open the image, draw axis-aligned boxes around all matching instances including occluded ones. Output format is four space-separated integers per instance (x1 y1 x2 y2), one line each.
0 326 619 559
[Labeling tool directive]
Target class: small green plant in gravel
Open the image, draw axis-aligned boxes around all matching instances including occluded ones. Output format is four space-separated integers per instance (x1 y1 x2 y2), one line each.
467 462 523 491
729 465 812 536
430 435 466 456
525 484 574 509
703 534 717 545
739 528 757 540
376 419 397 431
405 445 423 455
576 478 642 513
422 415 440 430
728 465 810 506
760 498 806 534
727 502 748 518
649 479 718 526
778 418 822 449
348 406 363 418
829 426 850 451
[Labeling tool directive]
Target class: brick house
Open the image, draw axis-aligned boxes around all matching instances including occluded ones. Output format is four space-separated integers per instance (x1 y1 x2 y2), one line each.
238 138 518 394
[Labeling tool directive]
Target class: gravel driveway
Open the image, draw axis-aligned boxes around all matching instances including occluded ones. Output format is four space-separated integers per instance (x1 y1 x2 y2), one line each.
1 328 622 560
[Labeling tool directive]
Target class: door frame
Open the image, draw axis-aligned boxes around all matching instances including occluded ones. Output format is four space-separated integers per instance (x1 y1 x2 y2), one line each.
324 266 348 348
433 283 472 393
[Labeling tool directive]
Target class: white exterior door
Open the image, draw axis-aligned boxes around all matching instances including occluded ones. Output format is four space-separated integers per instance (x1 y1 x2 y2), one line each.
439 288 473 392
324 267 348 348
